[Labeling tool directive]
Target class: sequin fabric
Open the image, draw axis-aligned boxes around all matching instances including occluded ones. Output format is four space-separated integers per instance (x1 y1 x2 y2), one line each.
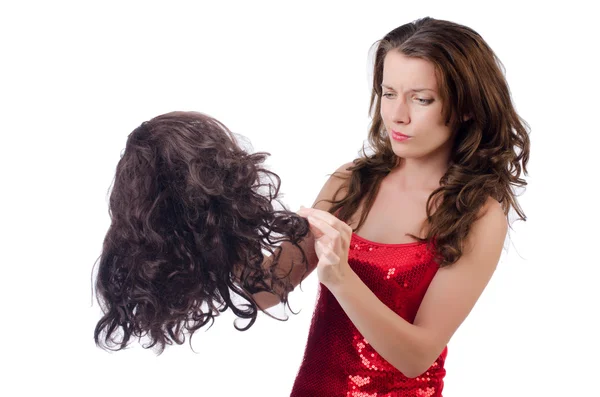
290 233 447 397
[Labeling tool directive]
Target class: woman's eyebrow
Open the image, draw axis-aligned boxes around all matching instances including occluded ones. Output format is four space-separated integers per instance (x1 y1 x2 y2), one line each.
381 84 436 93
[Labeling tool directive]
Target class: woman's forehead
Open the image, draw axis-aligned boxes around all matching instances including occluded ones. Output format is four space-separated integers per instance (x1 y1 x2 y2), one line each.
382 51 438 92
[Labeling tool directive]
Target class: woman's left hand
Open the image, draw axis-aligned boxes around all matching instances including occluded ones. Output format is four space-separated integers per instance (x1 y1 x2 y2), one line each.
296 206 354 289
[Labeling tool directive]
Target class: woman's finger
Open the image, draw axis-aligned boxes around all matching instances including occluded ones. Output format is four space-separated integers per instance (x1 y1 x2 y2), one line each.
307 215 343 253
316 240 340 265
299 207 352 236
307 215 337 237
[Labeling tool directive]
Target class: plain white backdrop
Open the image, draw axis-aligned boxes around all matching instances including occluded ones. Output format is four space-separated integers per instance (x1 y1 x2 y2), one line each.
1 1 599 396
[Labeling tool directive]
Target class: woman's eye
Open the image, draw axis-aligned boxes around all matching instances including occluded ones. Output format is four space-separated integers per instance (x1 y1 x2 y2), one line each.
415 98 433 105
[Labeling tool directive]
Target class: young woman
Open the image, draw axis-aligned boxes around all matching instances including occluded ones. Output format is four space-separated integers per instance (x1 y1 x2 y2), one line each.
270 17 529 396
94 15 529 397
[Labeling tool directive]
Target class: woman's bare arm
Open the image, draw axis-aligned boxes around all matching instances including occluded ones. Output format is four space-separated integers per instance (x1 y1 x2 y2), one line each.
248 162 354 310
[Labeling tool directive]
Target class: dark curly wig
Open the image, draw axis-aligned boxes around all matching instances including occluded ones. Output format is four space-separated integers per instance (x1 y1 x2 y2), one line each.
94 111 310 353
328 17 530 267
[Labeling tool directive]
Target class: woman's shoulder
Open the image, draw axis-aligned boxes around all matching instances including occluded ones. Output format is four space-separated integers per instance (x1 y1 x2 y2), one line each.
333 161 355 176
465 196 507 248
326 161 356 187
311 161 355 211
479 196 505 219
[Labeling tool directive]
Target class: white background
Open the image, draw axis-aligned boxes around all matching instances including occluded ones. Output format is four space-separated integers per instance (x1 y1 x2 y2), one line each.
1 1 599 396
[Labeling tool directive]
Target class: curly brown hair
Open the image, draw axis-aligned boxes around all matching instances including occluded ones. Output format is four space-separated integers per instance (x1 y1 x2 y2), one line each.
94 111 309 353
329 17 530 267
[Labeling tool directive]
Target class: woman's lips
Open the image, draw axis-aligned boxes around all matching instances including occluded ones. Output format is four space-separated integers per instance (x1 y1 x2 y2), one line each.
391 130 411 141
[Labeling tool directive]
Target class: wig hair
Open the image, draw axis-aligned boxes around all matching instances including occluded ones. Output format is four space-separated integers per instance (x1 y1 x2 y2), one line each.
327 17 530 267
94 111 309 353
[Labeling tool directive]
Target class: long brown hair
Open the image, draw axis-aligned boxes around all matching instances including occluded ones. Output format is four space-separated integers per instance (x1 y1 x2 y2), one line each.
94 111 309 353
329 17 530 267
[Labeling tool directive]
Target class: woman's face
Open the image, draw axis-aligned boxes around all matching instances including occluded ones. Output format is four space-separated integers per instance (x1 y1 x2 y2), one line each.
380 51 455 162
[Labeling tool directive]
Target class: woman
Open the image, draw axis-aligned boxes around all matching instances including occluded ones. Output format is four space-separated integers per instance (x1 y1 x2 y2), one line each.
270 17 529 396
95 15 529 396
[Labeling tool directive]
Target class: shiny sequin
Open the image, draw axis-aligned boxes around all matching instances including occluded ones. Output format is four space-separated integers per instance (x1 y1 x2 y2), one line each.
417 387 437 397
385 268 396 280
349 375 371 387
290 233 447 396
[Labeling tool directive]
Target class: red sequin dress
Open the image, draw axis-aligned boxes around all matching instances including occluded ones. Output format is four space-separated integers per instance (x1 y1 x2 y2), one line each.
290 233 447 397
